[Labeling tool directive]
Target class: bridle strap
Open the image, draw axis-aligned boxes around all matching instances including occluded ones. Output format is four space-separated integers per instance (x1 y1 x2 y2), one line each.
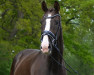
44 14 61 19
41 31 56 40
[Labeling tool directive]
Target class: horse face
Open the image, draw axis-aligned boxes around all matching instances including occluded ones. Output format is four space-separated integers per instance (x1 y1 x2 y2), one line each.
41 1 60 53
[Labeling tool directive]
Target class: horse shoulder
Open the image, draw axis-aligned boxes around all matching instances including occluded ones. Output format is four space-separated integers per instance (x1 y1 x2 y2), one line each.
10 49 40 75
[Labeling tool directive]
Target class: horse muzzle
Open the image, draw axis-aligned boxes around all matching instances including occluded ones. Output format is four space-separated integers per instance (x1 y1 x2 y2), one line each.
41 35 50 53
41 30 57 53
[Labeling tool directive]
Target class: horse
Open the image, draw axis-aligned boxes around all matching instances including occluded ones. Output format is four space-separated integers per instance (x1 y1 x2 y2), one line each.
10 1 67 75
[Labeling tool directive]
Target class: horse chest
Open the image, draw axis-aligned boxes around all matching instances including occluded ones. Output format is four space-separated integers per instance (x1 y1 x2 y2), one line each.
30 54 49 75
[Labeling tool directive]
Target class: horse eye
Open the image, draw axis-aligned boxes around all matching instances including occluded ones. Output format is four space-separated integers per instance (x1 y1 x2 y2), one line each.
55 20 59 25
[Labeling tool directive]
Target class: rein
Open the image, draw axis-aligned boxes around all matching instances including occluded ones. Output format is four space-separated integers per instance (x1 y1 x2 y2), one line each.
51 45 80 75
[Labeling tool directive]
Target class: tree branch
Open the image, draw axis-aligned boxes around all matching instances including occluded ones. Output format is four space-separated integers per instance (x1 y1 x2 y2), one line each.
1 9 9 17
0 24 11 33
66 17 75 25
69 23 79 25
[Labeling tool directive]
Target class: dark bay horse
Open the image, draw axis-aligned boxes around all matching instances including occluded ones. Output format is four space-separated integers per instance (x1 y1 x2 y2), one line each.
10 1 67 75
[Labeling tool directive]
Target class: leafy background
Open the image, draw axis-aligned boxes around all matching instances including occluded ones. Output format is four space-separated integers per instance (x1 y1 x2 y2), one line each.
0 0 94 75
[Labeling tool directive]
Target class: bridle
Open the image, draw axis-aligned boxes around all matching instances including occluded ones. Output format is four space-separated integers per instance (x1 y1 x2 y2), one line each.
40 14 80 75
41 14 61 49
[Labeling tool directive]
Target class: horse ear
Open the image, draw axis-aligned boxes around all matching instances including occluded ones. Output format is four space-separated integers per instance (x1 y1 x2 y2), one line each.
54 1 60 12
42 1 48 12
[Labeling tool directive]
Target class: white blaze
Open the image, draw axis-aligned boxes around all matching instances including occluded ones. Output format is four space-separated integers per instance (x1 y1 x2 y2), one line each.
41 14 51 53
45 14 51 31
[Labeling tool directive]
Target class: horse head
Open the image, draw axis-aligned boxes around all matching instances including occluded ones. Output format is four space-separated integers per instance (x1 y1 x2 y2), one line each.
41 1 61 54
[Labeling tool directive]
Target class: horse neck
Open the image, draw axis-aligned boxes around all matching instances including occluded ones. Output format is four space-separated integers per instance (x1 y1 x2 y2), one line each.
52 27 63 61
49 28 64 75
58 28 64 56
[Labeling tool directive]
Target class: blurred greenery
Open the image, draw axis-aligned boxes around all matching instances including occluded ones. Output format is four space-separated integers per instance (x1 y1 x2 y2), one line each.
0 0 94 75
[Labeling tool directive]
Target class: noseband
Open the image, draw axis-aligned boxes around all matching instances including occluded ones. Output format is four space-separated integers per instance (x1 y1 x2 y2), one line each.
41 14 61 48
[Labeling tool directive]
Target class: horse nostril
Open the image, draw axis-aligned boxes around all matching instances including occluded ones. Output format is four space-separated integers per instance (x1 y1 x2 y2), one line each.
48 45 51 49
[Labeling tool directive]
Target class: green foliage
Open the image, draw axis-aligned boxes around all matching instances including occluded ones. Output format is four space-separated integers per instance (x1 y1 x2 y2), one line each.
0 40 12 75
0 0 94 75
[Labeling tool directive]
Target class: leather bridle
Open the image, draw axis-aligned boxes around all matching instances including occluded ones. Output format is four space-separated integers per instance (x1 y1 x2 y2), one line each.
41 14 61 48
40 14 80 75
